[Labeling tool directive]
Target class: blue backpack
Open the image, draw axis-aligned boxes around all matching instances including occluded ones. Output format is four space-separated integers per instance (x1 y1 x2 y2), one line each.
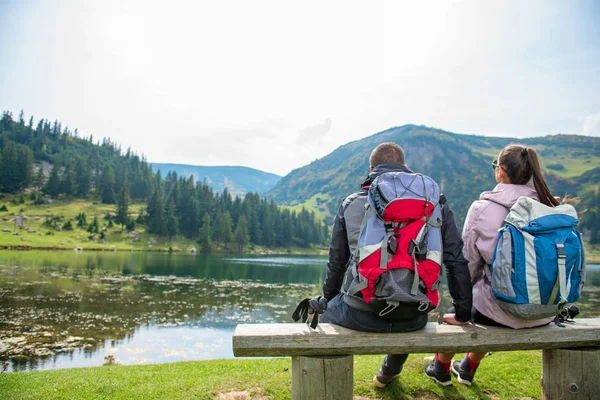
490 197 586 319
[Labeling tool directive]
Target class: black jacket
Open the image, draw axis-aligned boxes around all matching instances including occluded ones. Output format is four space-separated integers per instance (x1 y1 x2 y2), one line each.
322 162 473 322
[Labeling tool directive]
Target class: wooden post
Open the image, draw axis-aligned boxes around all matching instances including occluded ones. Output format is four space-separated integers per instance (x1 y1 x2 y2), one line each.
291 355 353 400
542 347 600 400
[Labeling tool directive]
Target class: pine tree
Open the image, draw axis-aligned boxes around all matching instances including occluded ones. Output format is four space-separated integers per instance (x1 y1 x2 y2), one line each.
87 216 99 234
0 141 20 192
215 211 233 249
165 198 178 240
75 158 91 197
100 164 116 204
61 162 77 197
76 212 87 228
114 164 126 197
35 166 44 188
146 186 166 235
197 212 212 252
234 215 250 252
16 146 33 190
43 165 61 197
115 185 130 231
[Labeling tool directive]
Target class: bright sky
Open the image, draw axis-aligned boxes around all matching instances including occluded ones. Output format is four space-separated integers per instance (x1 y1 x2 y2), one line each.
1 1 599 175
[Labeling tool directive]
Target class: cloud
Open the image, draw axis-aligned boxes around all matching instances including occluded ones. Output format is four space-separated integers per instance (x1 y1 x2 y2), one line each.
582 112 600 136
297 118 332 146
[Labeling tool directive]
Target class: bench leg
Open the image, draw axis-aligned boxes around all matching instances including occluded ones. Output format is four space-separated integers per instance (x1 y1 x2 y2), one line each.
542 347 600 399
291 355 353 400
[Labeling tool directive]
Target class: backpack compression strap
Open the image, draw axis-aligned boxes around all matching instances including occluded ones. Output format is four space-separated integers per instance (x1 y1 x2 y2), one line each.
556 243 572 303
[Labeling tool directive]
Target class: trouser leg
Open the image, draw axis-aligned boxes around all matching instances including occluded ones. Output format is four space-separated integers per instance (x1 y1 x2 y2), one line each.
381 354 409 376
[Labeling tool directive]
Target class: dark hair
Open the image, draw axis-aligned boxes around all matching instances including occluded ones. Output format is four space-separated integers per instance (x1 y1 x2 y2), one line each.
499 145 559 207
370 142 405 167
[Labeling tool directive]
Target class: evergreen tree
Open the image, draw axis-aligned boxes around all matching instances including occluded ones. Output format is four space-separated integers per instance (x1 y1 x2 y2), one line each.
35 166 44 188
279 209 294 247
178 177 200 238
165 198 178 239
197 212 212 252
16 146 33 190
60 162 77 197
115 185 130 231
43 165 61 197
75 158 91 197
114 164 126 197
146 186 166 235
87 216 99 234
100 164 116 204
215 211 233 249
234 215 250 252
76 212 87 228
0 141 19 192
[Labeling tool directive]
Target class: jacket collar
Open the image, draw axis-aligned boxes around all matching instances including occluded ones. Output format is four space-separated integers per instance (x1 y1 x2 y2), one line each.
360 162 414 187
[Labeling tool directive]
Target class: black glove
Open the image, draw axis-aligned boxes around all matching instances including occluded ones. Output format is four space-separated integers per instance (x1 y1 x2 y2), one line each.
308 296 328 315
292 296 328 329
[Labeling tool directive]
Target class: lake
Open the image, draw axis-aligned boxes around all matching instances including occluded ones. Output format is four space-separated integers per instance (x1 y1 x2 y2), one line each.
0 251 598 372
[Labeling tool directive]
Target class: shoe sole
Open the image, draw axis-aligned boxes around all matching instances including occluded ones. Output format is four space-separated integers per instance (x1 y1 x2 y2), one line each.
450 362 472 386
424 371 453 386
372 375 389 388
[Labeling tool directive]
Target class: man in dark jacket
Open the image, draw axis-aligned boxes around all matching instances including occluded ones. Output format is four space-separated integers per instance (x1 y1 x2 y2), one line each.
320 142 473 387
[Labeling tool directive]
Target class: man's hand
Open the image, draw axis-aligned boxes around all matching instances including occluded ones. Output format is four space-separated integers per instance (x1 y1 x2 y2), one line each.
308 296 328 315
293 296 328 330
443 313 470 326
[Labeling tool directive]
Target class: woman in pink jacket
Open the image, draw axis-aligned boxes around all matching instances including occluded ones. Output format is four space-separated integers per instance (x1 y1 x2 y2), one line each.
424 144 561 386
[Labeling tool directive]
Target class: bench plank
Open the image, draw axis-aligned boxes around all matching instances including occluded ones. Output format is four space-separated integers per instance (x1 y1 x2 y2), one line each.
233 318 600 357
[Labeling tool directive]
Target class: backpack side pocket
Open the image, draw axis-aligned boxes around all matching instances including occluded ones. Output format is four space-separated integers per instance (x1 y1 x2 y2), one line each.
491 227 517 300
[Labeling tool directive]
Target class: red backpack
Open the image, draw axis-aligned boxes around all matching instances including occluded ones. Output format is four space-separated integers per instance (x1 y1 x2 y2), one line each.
344 172 443 316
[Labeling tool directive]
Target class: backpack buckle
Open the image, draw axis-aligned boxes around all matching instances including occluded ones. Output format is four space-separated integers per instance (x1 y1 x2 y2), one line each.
409 239 428 261
417 301 429 312
387 234 399 255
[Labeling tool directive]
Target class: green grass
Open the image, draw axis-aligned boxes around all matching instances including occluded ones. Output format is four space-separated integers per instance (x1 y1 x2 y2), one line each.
0 352 543 399
284 193 332 222
0 197 192 252
545 156 600 178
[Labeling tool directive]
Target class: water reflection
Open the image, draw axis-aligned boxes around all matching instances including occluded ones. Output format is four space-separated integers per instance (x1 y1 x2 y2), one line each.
0 251 325 372
0 251 598 373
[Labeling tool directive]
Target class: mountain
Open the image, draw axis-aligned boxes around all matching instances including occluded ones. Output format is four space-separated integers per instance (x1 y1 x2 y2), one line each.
149 163 281 197
267 125 600 226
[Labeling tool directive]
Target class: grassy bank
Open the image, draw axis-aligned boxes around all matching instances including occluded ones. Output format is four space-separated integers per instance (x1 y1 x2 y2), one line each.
0 352 542 400
0 196 326 256
585 244 600 264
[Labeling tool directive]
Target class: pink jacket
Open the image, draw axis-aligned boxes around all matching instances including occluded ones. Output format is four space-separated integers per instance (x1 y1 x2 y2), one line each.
462 183 554 329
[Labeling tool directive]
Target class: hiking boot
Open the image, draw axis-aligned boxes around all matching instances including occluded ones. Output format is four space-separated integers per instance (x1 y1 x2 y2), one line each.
451 360 475 386
373 370 398 388
424 361 452 386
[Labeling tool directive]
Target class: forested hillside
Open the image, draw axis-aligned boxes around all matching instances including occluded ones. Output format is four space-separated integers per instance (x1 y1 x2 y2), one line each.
268 125 600 242
0 110 325 250
150 163 281 197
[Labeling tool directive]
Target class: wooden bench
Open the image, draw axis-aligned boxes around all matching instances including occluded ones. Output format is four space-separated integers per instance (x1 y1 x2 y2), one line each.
233 318 600 400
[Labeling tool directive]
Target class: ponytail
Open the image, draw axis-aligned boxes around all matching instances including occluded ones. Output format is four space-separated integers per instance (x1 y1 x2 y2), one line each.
526 148 560 207
499 145 559 207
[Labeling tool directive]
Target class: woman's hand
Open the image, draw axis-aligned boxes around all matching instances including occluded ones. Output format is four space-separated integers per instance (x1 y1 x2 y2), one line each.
443 313 471 326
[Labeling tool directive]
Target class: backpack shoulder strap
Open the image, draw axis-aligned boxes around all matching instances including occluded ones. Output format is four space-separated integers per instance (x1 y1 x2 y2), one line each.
345 203 373 296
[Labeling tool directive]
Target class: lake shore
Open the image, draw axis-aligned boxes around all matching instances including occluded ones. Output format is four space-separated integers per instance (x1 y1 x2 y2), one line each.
0 244 327 256
0 352 544 400
0 197 327 256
